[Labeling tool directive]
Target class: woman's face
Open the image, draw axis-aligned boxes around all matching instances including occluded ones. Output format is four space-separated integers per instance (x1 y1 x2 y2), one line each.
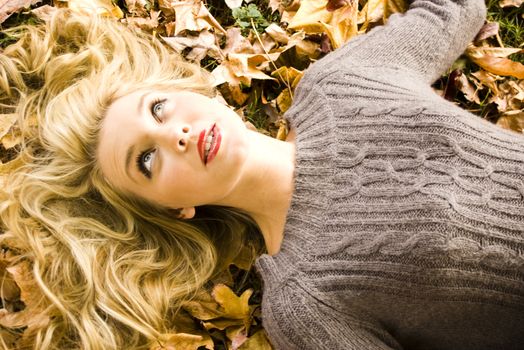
97 89 250 213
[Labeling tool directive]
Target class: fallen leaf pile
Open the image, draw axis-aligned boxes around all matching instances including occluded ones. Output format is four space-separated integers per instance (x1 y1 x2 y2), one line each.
0 0 523 349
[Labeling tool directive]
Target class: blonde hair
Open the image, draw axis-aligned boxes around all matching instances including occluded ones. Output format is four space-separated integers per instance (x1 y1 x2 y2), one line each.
0 9 265 349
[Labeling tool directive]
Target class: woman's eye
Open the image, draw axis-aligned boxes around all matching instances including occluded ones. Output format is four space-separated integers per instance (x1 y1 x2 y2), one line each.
137 149 156 178
151 99 166 120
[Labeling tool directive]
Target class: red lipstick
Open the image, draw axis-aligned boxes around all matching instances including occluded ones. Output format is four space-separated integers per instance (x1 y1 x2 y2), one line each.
198 128 207 164
206 124 221 164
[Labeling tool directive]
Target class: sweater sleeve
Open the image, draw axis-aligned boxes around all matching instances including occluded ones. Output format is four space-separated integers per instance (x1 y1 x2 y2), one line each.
318 0 486 84
261 282 403 350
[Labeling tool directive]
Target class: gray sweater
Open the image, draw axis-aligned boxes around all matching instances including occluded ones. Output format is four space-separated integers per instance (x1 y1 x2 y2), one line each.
253 0 524 349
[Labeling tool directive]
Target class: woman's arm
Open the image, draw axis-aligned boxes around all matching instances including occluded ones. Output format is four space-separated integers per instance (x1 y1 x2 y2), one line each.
320 0 487 84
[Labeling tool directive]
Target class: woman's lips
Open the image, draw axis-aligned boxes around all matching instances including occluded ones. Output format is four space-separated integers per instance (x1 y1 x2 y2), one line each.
206 124 221 164
197 123 220 165
198 127 207 164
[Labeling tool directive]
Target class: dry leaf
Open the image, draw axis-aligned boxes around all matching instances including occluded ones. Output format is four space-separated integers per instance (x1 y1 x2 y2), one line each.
237 329 273 350
122 11 160 32
64 0 124 18
0 156 24 176
287 31 321 58
0 260 50 335
30 4 56 21
498 0 523 7
0 261 21 304
223 28 256 56
172 0 226 36
211 284 253 322
467 46 524 79
269 0 283 13
0 114 18 140
217 83 250 106
211 53 278 87
287 0 358 49
252 33 277 55
496 110 524 134
125 0 149 16
384 0 407 19
225 0 244 9
474 22 500 43
0 0 41 24
226 325 248 349
151 332 214 350
456 73 481 104
265 23 290 44
162 30 222 63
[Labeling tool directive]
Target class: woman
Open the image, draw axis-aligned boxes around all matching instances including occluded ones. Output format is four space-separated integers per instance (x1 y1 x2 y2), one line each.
1 0 523 349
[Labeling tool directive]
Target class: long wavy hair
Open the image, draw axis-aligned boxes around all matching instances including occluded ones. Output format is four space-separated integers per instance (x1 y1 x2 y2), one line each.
0 9 265 350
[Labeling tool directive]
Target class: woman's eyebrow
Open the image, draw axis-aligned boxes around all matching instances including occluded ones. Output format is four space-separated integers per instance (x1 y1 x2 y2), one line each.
125 144 137 183
122 91 150 183
137 91 150 114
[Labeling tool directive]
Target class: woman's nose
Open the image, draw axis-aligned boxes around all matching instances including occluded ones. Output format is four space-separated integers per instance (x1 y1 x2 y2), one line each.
158 124 191 152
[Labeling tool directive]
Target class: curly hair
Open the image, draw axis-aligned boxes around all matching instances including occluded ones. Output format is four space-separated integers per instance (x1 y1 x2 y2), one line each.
0 9 265 350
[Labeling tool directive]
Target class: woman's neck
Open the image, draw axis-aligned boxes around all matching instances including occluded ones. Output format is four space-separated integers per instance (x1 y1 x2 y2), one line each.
214 128 296 255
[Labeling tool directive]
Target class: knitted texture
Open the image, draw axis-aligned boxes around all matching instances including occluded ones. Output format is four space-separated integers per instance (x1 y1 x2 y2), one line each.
253 0 524 349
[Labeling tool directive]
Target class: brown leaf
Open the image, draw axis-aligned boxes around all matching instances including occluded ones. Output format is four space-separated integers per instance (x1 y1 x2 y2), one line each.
217 83 250 106
326 0 349 12
0 0 41 24
496 110 524 134
456 72 481 104
474 22 500 43
467 47 524 79
0 261 21 304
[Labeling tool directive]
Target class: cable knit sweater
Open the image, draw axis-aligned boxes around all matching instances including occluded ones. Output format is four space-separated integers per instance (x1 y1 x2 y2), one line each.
253 0 524 349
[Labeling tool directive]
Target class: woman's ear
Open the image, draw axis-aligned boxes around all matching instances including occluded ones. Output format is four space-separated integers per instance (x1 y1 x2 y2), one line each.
174 207 195 220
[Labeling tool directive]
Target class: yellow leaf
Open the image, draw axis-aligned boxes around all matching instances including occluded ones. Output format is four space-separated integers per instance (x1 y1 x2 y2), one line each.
276 89 293 113
151 332 214 350
202 317 243 331
238 330 273 350
65 0 124 18
212 284 253 321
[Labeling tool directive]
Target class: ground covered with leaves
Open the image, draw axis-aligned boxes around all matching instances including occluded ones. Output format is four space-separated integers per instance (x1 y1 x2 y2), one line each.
0 0 523 349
